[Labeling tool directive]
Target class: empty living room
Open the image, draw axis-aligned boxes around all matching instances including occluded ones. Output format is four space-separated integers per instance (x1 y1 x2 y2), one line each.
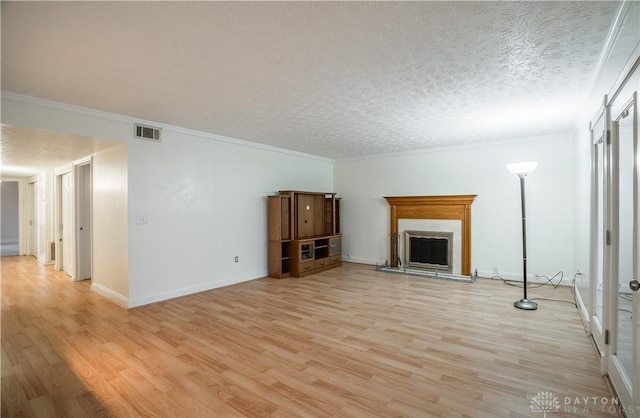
2 1 639 417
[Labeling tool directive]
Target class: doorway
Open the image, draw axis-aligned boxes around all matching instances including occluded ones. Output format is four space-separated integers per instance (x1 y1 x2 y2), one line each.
607 87 639 417
1 181 19 256
588 65 640 416
55 161 93 281
60 171 74 277
76 163 91 281
590 104 608 360
28 180 39 258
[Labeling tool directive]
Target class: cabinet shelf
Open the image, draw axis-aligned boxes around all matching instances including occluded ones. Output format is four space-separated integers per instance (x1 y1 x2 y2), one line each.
268 191 342 278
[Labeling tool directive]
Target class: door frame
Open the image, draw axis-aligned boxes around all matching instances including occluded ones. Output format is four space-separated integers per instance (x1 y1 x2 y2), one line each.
27 179 39 258
54 167 74 277
74 159 92 281
607 89 640 417
590 100 610 366
54 158 94 281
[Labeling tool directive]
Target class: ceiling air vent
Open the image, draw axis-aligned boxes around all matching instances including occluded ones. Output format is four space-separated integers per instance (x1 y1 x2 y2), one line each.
134 124 161 141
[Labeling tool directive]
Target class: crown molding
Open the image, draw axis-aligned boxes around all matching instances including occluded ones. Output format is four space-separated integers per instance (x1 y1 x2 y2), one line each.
1 91 334 164
335 132 572 163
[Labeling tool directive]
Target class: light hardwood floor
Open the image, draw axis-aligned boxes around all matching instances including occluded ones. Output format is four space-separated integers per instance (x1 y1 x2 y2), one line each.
2 256 618 417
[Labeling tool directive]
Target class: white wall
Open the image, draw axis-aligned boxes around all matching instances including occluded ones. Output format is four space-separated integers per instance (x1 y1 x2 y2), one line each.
2 94 334 307
92 144 129 306
572 122 593 311
335 135 575 281
126 127 334 306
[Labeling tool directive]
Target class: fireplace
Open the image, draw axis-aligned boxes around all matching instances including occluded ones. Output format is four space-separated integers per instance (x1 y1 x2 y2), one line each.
405 230 453 272
384 195 476 276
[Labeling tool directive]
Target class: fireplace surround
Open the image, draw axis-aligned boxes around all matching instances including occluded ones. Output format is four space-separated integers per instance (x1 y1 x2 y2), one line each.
384 195 476 276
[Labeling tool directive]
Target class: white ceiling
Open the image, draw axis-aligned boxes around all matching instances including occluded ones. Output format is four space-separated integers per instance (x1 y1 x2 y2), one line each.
1 1 620 175
0 125 120 178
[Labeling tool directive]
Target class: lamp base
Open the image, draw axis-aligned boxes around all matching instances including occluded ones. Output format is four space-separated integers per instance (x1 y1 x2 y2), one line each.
514 299 538 310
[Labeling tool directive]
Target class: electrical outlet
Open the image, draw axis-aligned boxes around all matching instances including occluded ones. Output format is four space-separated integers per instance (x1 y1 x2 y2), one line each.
234 256 239 263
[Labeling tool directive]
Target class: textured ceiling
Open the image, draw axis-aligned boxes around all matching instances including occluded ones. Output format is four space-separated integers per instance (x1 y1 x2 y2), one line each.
0 125 120 178
1 1 620 171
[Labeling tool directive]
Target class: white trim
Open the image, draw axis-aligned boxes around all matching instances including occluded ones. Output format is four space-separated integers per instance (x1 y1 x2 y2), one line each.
585 1 635 104
74 160 92 282
574 282 591 334
91 282 128 309
17 179 28 255
609 48 640 105
336 133 572 162
127 273 261 309
54 165 72 176
1 90 334 164
72 156 92 167
344 256 379 266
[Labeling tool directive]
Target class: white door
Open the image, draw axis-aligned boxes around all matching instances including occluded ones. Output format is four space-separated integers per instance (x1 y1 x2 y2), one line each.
61 172 74 278
608 90 640 416
590 104 609 359
77 163 91 280
29 181 39 258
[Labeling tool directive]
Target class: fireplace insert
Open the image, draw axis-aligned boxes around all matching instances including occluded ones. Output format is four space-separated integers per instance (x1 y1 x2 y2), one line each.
404 230 453 272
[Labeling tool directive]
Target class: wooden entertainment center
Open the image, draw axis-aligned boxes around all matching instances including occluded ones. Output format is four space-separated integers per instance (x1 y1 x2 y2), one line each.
268 191 341 278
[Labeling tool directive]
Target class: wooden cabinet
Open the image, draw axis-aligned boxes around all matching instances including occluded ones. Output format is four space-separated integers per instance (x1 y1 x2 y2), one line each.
268 191 341 278
290 235 342 277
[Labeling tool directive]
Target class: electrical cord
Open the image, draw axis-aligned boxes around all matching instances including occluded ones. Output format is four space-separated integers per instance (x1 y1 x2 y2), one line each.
530 297 577 307
490 270 564 289
494 271 635 311
490 271 577 306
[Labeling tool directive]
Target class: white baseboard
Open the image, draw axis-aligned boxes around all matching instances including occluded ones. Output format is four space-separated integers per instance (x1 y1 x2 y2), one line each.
574 283 591 333
342 256 380 265
91 282 128 309
126 273 264 308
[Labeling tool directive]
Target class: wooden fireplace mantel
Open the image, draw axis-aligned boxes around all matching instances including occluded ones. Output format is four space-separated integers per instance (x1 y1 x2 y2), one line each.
384 195 476 275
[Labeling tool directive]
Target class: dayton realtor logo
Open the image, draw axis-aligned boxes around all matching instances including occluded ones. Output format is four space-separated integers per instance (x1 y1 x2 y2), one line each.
531 391 632 416
530 391 560 417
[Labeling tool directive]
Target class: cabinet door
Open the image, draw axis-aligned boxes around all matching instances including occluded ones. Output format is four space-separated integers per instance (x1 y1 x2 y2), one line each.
296 194 315 238
280 196 291 240
268 196 290 241
313 195 325 235
300 241 314 261
329 237 342 256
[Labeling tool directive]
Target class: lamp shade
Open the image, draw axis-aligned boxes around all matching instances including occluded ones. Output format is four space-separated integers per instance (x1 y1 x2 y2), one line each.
507 162 537 175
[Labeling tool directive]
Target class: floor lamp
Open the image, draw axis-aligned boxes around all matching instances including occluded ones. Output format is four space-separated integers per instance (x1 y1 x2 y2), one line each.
507 162 538 310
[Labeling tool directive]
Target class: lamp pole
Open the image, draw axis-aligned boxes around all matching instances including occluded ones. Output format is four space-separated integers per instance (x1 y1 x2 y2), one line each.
507 162 538 310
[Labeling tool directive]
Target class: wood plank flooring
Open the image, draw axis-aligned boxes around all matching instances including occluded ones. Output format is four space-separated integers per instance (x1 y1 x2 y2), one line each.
2 256 618 417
